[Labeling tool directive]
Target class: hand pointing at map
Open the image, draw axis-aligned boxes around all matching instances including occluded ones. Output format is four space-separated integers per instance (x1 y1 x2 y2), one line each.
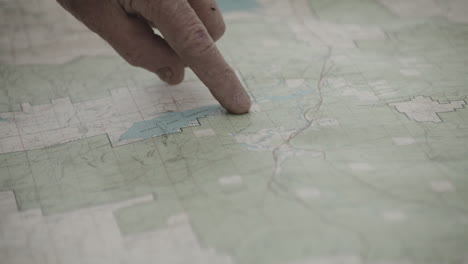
57 0 251 114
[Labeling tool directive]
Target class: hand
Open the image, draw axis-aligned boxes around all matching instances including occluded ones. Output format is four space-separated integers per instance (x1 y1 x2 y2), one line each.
57 0 251 114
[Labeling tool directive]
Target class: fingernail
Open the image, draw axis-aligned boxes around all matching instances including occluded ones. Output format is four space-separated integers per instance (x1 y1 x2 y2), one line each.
235 91 251 106
156 67 173 83
232 90 251 114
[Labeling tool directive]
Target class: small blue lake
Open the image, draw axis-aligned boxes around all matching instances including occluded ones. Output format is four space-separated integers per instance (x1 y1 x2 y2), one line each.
218 0 259 12
119 105 223 141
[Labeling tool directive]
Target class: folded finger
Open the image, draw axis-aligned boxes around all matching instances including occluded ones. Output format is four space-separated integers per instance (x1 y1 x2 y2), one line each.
188 0 226 41
58 0 185 84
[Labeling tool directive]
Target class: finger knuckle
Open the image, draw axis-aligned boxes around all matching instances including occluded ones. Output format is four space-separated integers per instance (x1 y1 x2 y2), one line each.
181 23 215 58
136 0 165 22
57 0 97 24
118 0 135 13
206 64 234 80
123 51 145 67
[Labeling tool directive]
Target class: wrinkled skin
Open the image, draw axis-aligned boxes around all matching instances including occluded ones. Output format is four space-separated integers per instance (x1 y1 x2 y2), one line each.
57 0 251 114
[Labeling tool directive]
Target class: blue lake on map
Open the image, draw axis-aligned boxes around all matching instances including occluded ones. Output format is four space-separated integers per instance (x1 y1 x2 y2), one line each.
119 105 224 141
218 0 259 12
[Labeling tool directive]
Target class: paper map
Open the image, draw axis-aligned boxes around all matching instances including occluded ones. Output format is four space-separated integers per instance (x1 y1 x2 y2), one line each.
1 0 468 263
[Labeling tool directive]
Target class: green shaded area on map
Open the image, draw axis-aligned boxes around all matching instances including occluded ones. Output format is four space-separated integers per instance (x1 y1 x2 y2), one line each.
1 0 468 263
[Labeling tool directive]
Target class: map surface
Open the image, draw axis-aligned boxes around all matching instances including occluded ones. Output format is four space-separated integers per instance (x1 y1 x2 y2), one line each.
1 0 468 263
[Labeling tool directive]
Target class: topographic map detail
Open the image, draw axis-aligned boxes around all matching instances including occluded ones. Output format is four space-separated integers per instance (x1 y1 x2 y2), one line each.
1 0 468 264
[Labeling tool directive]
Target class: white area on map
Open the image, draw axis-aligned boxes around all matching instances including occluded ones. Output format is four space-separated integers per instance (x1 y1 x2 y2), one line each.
193 129 216 137
400 69 421 77
370 80 399 98
342 87 379 102
430 181 455 192
379 0 468 23
389 96 466 122
318 118 340 127
286 79 305 88
0 191 233 264
0 81 218 154
327 77 347 88
382 211 407 222
295 187 321 199
392 137 416 146
262 39 281 47
218 175 244 186
349 163 373 172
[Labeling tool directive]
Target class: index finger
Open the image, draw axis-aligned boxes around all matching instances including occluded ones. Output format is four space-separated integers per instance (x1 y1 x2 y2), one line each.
133 0 251 114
